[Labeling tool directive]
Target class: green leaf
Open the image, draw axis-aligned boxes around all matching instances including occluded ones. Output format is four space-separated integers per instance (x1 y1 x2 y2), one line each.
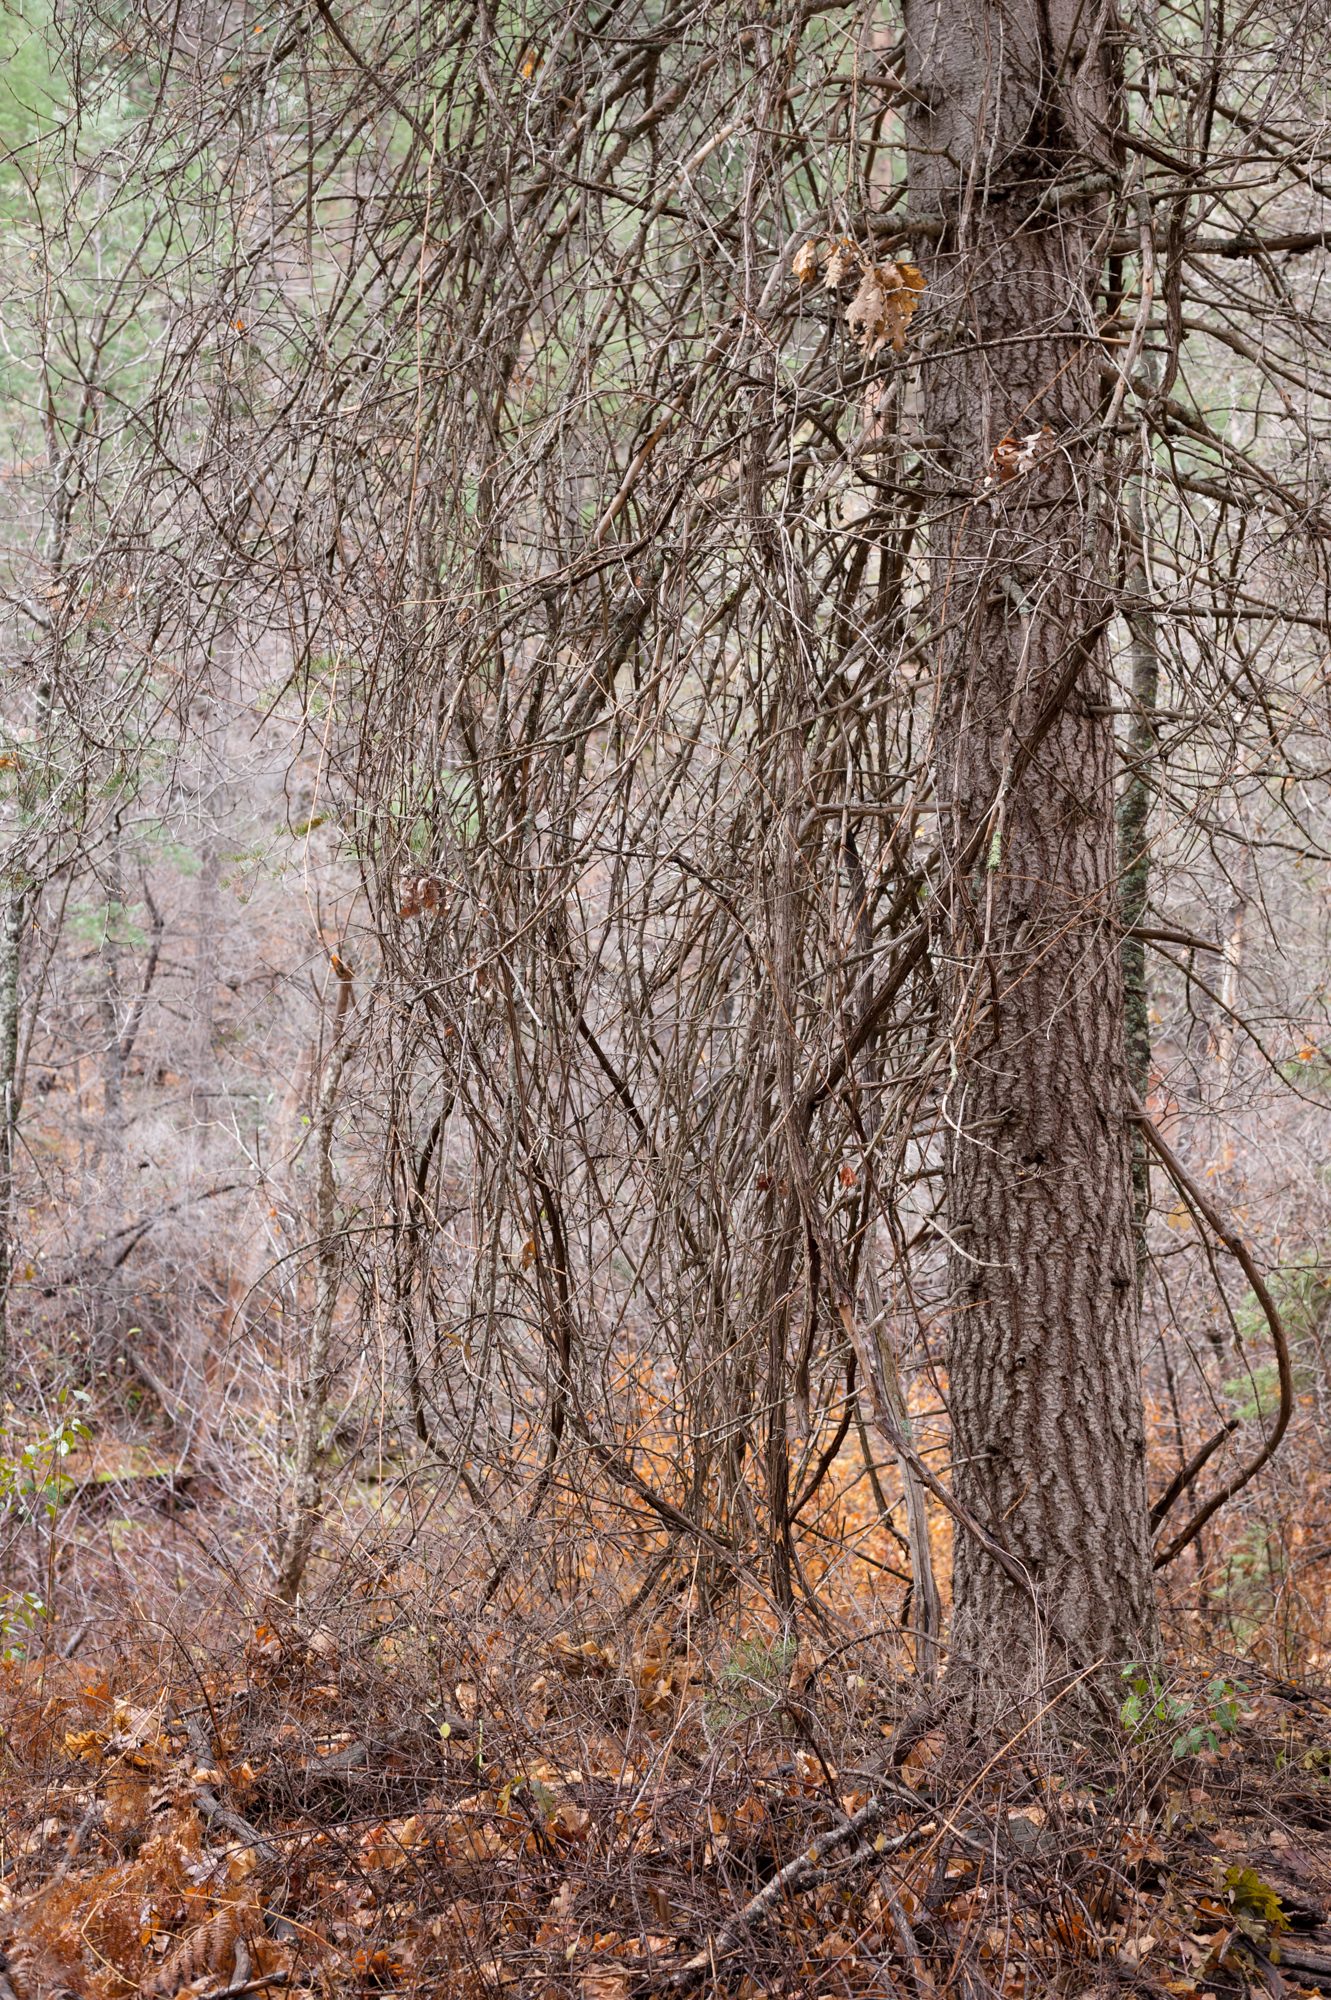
1222 1864 1289 1944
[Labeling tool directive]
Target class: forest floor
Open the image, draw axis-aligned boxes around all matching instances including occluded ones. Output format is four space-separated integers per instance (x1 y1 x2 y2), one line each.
2 1599 1331 2000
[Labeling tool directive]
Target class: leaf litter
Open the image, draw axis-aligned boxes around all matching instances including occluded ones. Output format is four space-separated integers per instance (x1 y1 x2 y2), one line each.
2 1621 1330 1998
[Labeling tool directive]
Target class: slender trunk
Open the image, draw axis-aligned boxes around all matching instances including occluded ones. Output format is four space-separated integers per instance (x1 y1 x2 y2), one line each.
903 0 1159 1700
766 781 803 1619
275 960 358 1605
844 836 941 1678
192 626 235 1101
98 827 126 1155
1204 841 1252 1180
0 887 23 1386
1214 838 1252 1085
857 1247 943 1680
1118 478 1161 1280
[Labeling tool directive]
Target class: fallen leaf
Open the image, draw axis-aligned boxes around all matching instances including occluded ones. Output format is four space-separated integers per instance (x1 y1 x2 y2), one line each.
579 1974 630 2000
549 1802 592 1843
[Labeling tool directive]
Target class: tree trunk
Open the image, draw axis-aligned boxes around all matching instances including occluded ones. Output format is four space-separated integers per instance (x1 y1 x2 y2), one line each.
0 887 23 1388
275 955 363 1605
1118 475 1162 1281
903 0 1159 1699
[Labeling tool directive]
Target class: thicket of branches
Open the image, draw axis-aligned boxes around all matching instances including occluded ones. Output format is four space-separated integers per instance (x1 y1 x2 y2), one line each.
1 0 1330 1683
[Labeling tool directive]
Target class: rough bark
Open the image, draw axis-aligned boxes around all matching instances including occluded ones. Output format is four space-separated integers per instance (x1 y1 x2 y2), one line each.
903 0 1159 1699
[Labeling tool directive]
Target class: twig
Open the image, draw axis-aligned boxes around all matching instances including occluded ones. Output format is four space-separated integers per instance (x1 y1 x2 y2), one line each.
58 1618 90 1658
1148 1416 1240 1528
879 1876 928 1997
663 1788 924 1988
179 1715 282 1869
1131 1104 1296 1567
195 1980 291 1999
105 1183 245 1271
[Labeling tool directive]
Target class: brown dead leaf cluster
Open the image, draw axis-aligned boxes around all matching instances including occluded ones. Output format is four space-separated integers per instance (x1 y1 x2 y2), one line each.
845 260 927 355
790 236 926 353
397 873 443 920
987 423 1056 487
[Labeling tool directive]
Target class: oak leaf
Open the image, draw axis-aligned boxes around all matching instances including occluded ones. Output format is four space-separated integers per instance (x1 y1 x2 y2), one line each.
823 238 860 288
63 1726 107 1762
846 260 926 356
792 238 821 284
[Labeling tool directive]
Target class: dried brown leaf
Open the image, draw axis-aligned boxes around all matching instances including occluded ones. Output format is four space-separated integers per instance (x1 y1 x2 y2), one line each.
791 238 821 284
398 873 443 920
823 239 860 288
846 260 925 356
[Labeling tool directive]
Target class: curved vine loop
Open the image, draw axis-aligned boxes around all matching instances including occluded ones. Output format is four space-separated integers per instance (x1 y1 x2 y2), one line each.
1131 1102 1295 1569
